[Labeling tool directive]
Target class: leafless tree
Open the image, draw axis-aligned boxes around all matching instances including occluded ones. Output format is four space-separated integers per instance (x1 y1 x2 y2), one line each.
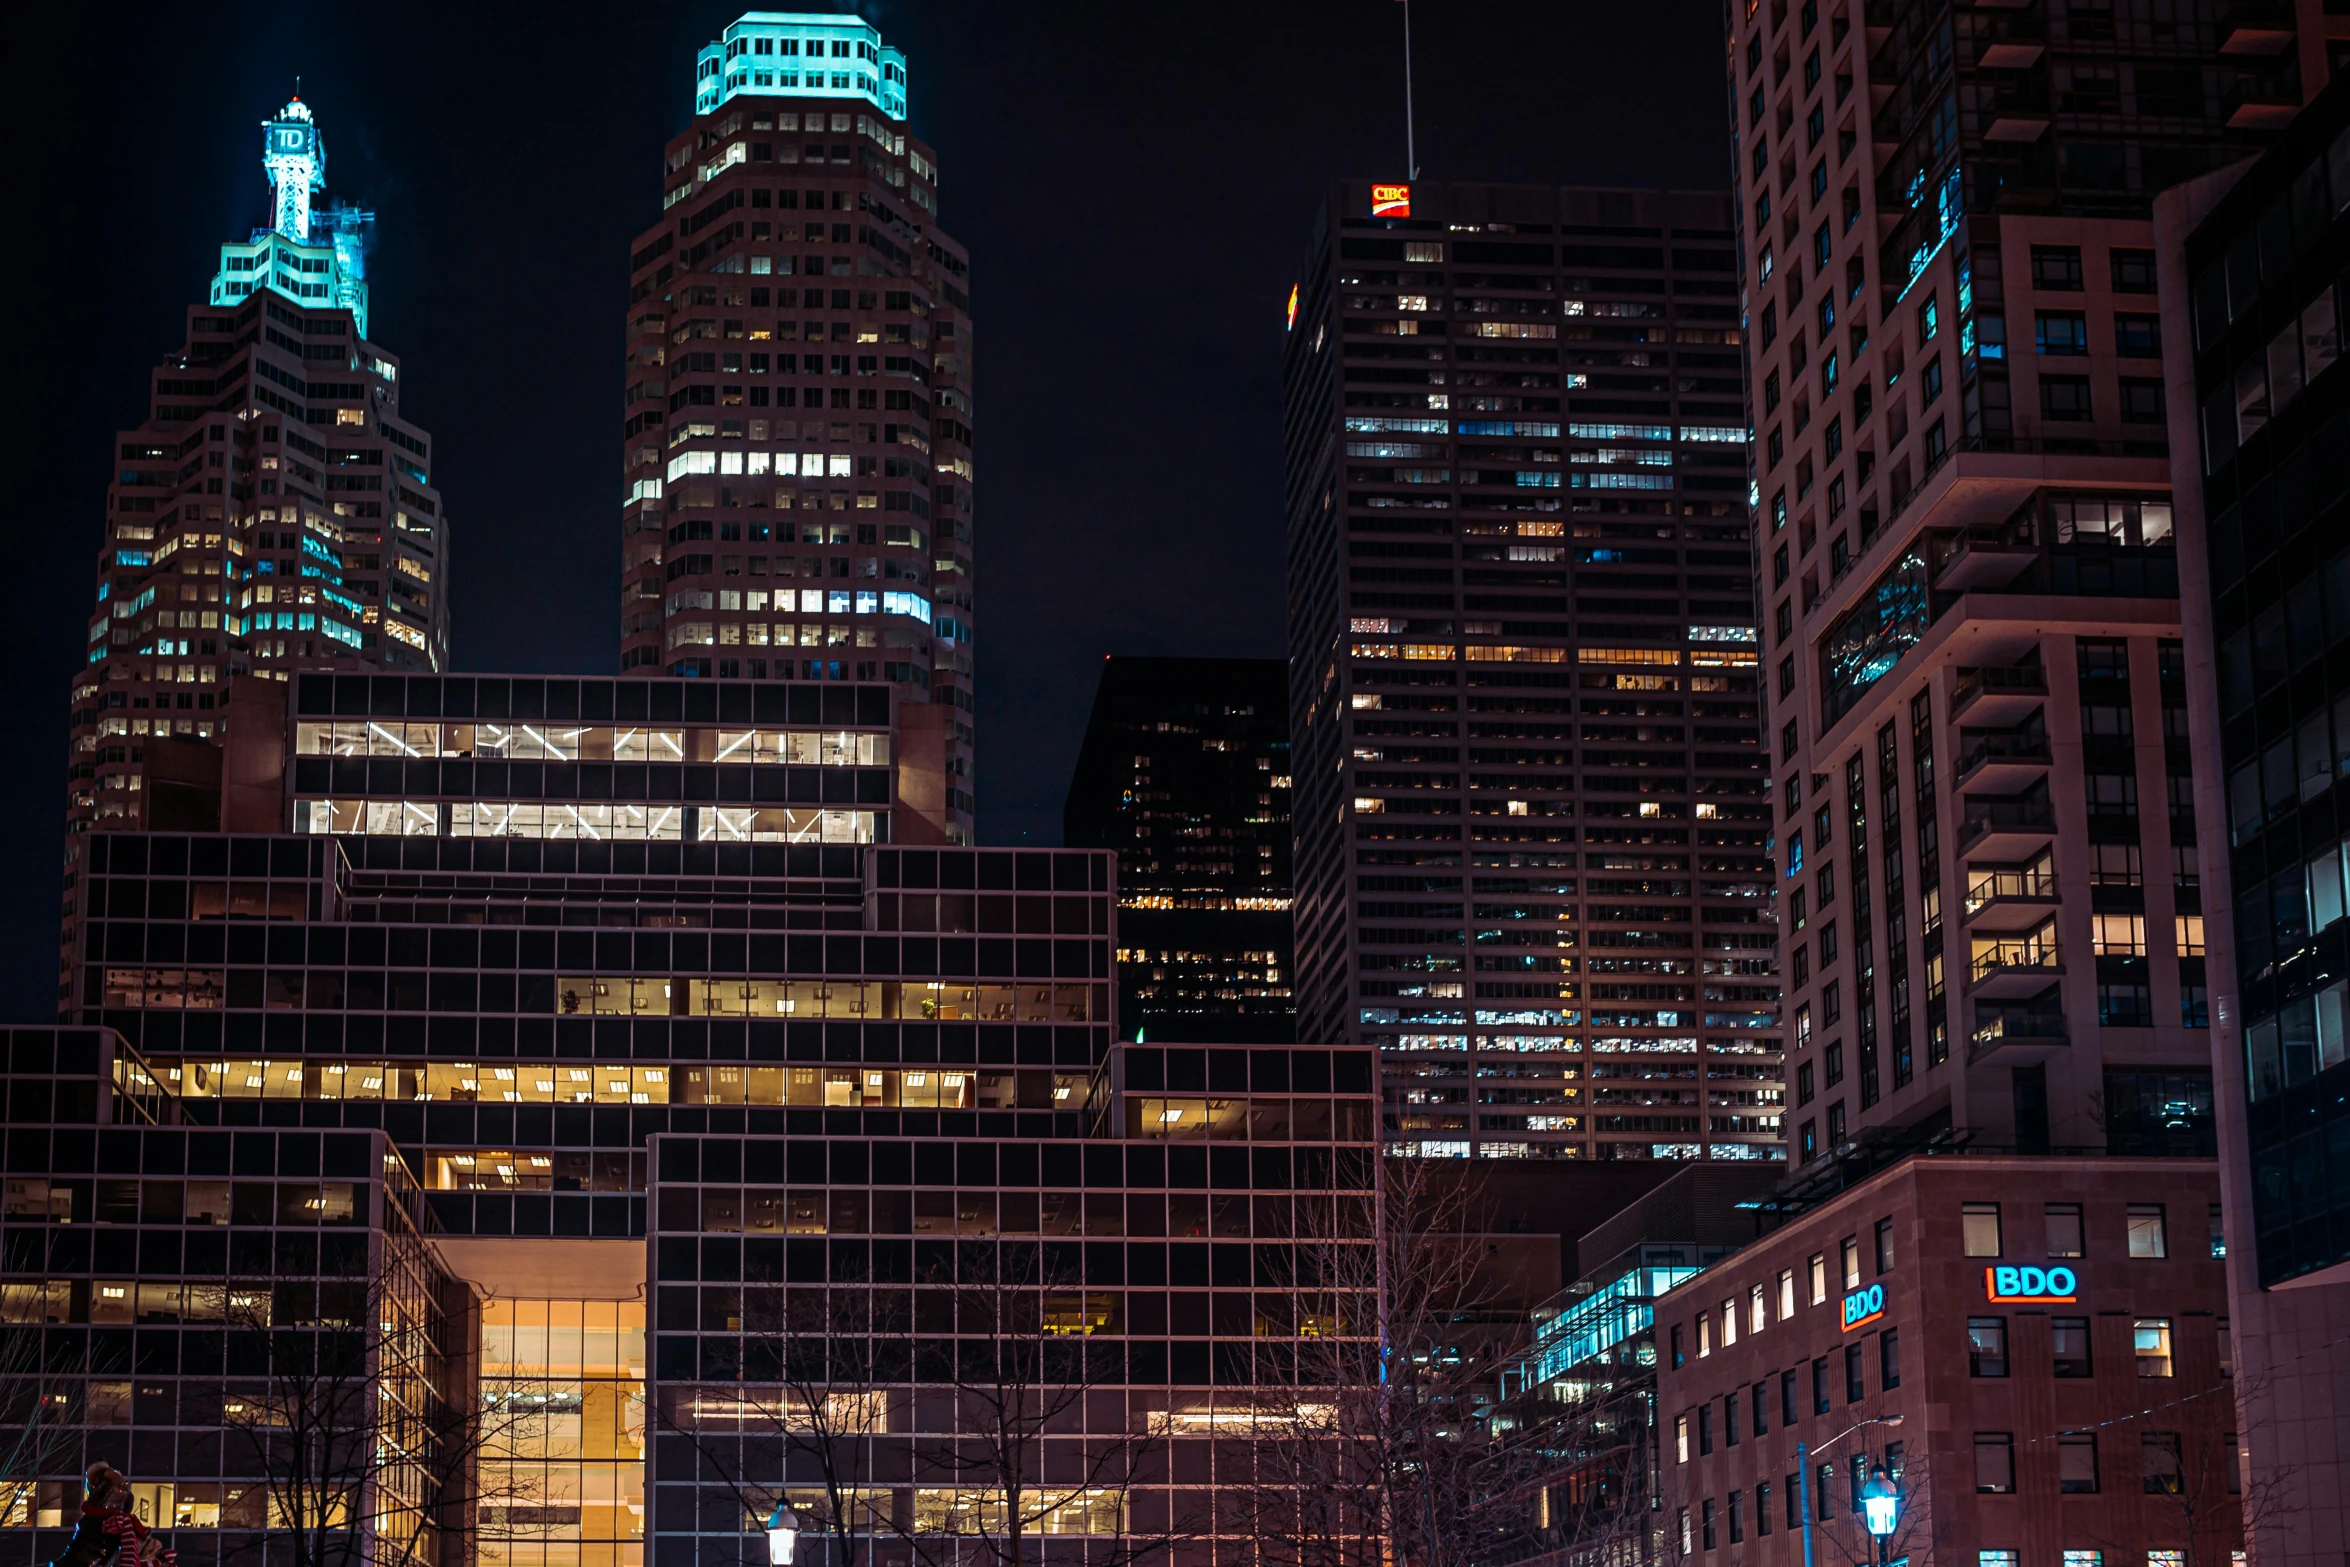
2104 1421 2290 1567
1237 1158 1508 1567
216 1259 555 1567
0 1321 82 1524
654 1285 892 1567
883 1242 1175 1567
1474 1368 1659 1567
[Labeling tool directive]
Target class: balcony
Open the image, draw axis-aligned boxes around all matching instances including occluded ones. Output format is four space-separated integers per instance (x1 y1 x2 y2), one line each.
1935 528 2040 592
1952 662 2048 726
1963 861 2060 929
1969 928 2063 998
1955 729 2052 792
1959 797 2057 860
1967 1009 2069 1063
2215 0 2295 54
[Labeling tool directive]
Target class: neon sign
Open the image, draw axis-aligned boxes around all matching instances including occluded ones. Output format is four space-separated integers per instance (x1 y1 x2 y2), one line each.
1371 182 1412 218
1841 1283 1885 1332
1286 283 1299 332
1984 1265 2078 1303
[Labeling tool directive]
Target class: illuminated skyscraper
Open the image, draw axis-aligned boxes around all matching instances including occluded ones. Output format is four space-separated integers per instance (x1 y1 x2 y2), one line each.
1280 181 1783 1162
62 98 450 939
621 12 975 843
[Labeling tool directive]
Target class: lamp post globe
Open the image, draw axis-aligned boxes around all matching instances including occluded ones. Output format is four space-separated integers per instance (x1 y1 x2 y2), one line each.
765 1502 800 1566
1860 1471 1900 1539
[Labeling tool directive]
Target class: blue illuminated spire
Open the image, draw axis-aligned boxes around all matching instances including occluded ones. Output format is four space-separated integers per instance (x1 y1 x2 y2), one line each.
211 94 374 338
262 95 325 243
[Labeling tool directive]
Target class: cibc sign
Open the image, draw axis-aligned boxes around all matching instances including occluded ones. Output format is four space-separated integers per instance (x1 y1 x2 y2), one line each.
1840 1283 1886 1332
1984 1264 2079 1304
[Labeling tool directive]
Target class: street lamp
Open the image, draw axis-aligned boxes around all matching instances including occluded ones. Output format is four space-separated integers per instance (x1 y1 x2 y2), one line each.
765 1501 800 1567
1861 1468 1901 1542
1797 1414 1903 1567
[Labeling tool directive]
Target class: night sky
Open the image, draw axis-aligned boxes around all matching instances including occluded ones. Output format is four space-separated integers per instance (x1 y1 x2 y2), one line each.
0 0 1729 1019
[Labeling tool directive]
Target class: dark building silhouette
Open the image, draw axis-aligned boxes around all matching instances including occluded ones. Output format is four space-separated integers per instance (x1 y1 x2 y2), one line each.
1063 656 1294 1042
2160 68 2350 1563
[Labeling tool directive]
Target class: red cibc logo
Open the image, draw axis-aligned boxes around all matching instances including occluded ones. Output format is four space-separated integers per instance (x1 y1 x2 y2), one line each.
1371 183 1412 218
1984 1264 2079 1303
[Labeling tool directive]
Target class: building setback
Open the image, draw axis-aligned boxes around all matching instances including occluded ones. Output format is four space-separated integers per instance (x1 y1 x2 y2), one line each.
621 11 973 843
1735 0 2269 1177
2158 68 2350 1567
1063 656 1295 1042
64 96 451 995
1280 179 1782 1162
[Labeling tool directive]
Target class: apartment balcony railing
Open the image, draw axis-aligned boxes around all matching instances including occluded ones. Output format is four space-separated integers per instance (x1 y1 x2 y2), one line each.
1969 932 2063 996
1955 731 2052 790
1953 663 2048 725
1963 863 2060 927
1968 1010 2069 1062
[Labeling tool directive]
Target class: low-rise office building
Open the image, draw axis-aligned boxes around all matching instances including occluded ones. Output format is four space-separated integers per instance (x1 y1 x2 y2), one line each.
1657 1157 2237 1567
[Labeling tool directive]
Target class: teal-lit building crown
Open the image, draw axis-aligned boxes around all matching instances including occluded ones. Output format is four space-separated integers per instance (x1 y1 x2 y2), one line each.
210 95 375 338
696 11 907 120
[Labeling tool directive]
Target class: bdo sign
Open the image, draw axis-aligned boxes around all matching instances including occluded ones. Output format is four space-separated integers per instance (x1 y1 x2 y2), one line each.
1983 1264 2078 1303
1840 1283 1886 1332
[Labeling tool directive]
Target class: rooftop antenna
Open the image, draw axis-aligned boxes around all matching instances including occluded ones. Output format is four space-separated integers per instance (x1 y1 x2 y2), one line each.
1399 0 1420 179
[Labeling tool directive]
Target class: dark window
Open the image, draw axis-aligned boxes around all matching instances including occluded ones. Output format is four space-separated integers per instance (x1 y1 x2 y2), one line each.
1845 1342 1866 1401
1968 1316 2010 1377
2115 314 2161 356
2032 245 2085 290
1880 1326 1902 1389
2143 1432 2185 1494
2110 248 2158 292
1874 1216 1895 1272
1975 1432 2017 1493
2053 1316 2094 1377
1702 1498 1716 1550
1781 1368 1799 1425
2060 1433 2100 1493
1753 1382 1770 1434
1812 1355 1832 1414
1699 1402 1713 1454
2120 378 2166 423
2036 311 2090 355
2104 1068 2215 1155
2042 375 2093 421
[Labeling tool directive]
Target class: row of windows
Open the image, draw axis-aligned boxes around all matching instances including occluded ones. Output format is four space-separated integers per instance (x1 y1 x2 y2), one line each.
1964 1314 2209 1380
84 833 872 882
1678 1323 1900 1460
1684 1473 2222 1552
1958 1199 2211 1260
287 673 886 727
653 1185 1363 1237
82 922 1110 976
650 1240 1357 1290
95 1013 1109 1071
1670 1200 2213 1365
